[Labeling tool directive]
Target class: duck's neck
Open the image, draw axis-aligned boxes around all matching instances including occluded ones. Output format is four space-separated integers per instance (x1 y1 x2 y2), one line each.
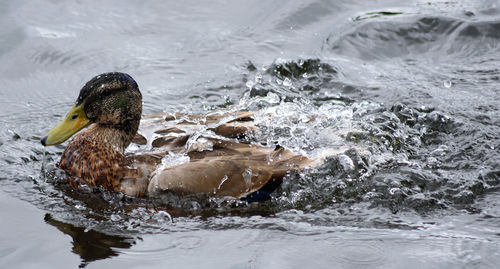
87 120 139 153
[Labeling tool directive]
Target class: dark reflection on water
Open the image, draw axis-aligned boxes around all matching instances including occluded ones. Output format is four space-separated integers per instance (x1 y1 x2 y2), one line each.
44 214 134 267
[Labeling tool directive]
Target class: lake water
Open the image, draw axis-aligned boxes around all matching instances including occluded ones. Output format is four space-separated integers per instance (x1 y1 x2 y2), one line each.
1 0 499 268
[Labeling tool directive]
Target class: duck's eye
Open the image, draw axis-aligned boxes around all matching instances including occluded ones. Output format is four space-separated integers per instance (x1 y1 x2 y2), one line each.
71 114 78 120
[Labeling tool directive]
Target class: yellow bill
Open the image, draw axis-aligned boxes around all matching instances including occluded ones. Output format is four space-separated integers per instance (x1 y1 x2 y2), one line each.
41 104 91 146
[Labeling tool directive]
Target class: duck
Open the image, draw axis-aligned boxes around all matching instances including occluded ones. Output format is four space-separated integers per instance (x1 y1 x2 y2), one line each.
41 72 313 200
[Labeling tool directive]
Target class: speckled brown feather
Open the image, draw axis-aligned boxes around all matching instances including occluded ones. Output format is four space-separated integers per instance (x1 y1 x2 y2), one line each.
59 125 137 192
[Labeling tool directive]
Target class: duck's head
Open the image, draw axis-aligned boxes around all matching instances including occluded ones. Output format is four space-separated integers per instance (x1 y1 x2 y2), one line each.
41 72 142 146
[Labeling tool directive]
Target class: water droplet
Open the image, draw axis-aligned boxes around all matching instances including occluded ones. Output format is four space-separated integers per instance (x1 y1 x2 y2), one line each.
242 167 253 187
254 73 263 83
443 80 452 88
282 77 292 87
217 175 229 190
110 214 122 222
265 92 280 104
41 150 47 182
389 187 400 195
245 80 255 89
152 210 172 223
338 154 354 171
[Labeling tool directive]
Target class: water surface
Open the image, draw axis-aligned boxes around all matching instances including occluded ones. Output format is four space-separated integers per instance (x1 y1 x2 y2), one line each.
0 0 499 268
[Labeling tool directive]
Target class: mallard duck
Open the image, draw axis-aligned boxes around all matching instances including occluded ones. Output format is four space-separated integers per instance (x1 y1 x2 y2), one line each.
41 72 313 199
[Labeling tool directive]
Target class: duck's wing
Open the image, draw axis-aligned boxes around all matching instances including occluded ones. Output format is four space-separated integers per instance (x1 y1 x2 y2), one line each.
147 158 274 197
147 139 313 198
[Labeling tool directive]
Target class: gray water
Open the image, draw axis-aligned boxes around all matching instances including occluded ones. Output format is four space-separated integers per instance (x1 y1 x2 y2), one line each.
1 0 499 268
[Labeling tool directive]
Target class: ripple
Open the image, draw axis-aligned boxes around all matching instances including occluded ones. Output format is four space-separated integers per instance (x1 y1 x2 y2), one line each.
173 235 204 249
334 242 385 266
0 248 16 258
30 46 105 68
328 16 500 60
117 229 266 263
118 235 204 261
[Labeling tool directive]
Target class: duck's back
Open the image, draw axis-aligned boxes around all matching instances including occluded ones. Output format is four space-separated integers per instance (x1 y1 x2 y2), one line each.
128 111 313 198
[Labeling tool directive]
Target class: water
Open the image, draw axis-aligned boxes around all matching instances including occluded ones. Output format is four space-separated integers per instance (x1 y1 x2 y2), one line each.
1 0 499 268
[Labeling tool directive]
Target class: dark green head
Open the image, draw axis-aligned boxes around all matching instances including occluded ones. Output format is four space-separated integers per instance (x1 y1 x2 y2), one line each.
78 72 142 127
